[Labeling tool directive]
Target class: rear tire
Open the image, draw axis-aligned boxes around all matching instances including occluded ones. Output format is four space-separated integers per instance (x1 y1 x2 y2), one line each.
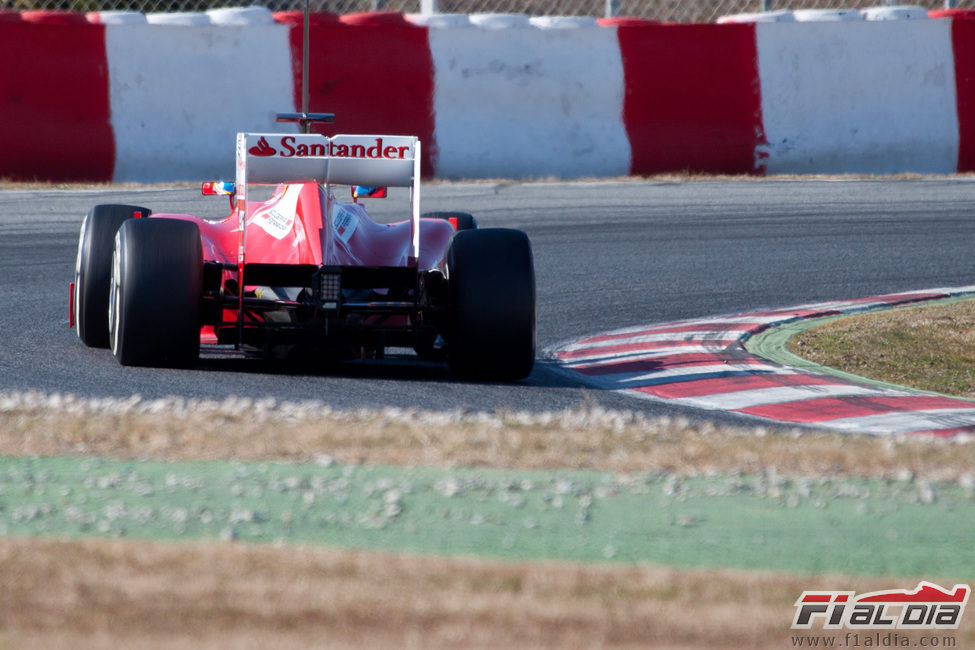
74 204 150 347
446 228 535 380
421 211 477 231
110 219 202 367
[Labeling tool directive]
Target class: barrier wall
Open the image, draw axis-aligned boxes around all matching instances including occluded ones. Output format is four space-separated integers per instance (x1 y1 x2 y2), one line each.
952 18 975 172
757 20 959 175
292 21 438 179
428 25 629 179
0 22 114 181
1 11 974 182
617 23 766 175
106 24 294 182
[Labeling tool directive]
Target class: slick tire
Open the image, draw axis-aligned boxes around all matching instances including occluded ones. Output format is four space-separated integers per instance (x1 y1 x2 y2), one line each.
446 228 535 381
110 218 202 367
421 211 477 231
74 204 151 347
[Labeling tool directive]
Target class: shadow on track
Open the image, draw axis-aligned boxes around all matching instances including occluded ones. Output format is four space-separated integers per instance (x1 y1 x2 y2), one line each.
192 349 582 390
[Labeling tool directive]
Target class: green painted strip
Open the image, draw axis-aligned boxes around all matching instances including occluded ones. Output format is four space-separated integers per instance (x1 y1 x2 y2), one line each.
745 295 975 401
2 455 973 578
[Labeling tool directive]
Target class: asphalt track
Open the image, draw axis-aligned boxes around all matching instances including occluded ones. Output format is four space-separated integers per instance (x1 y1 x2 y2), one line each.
2 179 975 429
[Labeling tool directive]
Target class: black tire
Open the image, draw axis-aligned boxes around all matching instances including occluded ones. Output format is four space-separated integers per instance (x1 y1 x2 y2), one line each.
421 211 477 231
109 218 202 367
446 228 535 380
74 204 151 347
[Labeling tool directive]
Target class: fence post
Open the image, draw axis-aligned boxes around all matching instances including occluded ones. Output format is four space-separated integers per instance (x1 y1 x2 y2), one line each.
761 0 772 11
605 0 619 18
371 0 385 9
421 0 438 12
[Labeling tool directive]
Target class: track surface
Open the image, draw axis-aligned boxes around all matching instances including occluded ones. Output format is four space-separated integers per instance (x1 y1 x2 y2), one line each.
2 179 974 429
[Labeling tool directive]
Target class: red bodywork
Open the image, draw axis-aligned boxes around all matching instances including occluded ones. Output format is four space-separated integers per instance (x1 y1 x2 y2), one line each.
172 183 452 267
158 182 455 352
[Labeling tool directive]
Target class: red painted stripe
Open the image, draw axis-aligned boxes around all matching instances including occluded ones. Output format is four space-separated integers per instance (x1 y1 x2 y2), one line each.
740 395 975 423
573 353 763 376
636 372 839 400
0 23 114 181
289 23 437 178
558 338 737 360
953 18 975 172
617 23 767 175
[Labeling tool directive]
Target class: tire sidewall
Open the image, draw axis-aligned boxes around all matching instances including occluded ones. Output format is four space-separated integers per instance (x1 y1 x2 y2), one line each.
446 228 535 380
75 205 150 348
110 218 202 367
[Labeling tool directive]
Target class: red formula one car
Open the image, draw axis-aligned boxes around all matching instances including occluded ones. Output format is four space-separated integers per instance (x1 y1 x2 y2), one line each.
71 129 535 380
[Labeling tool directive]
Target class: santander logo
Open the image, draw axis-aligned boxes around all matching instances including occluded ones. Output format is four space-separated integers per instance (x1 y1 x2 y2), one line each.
326 137 410 160
248 136 410 160
248 136 276 157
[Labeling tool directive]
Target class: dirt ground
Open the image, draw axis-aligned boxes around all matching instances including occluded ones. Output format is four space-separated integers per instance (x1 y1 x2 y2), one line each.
4 536 972 650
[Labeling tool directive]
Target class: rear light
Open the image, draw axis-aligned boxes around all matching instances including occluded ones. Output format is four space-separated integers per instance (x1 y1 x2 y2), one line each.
316 269 342 312
68 282 75 328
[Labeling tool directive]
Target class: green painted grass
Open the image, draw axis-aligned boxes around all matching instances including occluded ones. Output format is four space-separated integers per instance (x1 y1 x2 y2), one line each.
2 455 973 578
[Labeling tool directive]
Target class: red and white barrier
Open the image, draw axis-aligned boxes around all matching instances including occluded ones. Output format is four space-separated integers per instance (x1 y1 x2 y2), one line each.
1 11 975 182
616 23 766 176
951 18 975 172
105 23 294 182
756 20 960 174
427 22 629 179
0 20 114 181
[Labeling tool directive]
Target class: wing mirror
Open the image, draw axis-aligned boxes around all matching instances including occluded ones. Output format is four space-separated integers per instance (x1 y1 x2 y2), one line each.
202 181 236 211
352 186 387 202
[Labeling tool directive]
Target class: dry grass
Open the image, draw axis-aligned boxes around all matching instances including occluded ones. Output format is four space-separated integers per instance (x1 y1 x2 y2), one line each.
793 300 975 400
3 536 971 650
2 395 975 481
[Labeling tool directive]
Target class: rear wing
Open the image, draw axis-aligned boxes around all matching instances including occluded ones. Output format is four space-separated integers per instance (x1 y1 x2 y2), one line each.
233 132 422 267
235 133 419 188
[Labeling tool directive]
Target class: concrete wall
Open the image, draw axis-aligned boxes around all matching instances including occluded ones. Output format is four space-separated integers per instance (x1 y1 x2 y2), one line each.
1 9 973 182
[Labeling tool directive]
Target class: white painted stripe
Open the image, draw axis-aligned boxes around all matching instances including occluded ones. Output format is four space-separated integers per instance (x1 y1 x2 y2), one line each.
765 299 878 314
569 363 792 389
584 314 795 338
756 21 959 174
562 345 731 367
428 27 630 179
564 350 729 366
671 383 893 411
558 329 744 352
559 320 790 354
817 408 975 435
106 24 295 182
